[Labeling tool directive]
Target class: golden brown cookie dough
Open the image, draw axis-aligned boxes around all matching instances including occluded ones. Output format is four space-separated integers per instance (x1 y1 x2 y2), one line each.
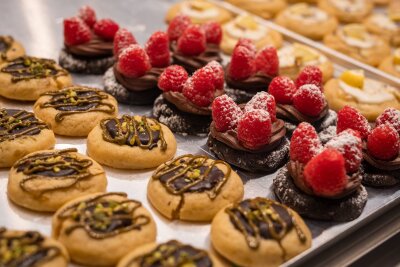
52 192 157 267
319 0 373 23
0 35 25 63
275 3 338 40
379 49 400 78
7 148 107 212
211 198 312 267
148 154 244 222
34 86 118 137
364 14 400 46
0 227 69 267
373 0 390 5
287 0 317 3
225 0 287 19
117 240 226 267
0 56 72 101
0 108 56 168
166 0 233 24
87 115 177 170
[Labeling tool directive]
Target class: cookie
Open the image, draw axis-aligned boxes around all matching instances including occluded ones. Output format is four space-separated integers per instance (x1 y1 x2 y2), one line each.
0 35 25 63
361 161 400 187
225 0 287 19
364 14 400 46
379 49 400 78
52 192 157 267
211 197 312 267
148 154 244 222
34 86 118 137
0 56 72 101
87 115 177 169
318 0 373 23
7 148 107 212
0 108 56 168
0 227 69 267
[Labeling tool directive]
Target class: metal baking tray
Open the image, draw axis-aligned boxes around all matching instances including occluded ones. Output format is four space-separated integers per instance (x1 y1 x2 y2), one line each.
0 1 399 267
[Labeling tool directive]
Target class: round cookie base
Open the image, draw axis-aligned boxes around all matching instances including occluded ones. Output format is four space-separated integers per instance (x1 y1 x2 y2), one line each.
58 49 114 75
360 162 400 188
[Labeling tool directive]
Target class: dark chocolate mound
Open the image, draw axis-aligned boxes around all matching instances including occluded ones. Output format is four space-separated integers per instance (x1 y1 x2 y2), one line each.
360 162 400 187
59 49 114 75
224 87 260 104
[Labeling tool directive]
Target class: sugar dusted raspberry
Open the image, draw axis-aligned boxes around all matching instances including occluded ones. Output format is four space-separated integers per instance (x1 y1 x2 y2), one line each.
295 66 323 91
63 17 92 46
93 18 119 40
203 61 224 90
290 122 322 164
78 5 96 28
245 92 276 122
237 109 272 150
177 25 206 56
145 31 170 68
182 68 215 107
367 124 400 161
158 65 188 92
268 76 297 104
168 15 191 42
212 95 243 132
376 108 400 135
113 28 137 58
293 84 326 117
235 38 256 56
304 148 347 197
228 45 256 81
337 106 371 140
255 46 279 77
117 44 151 78
202 22 222 45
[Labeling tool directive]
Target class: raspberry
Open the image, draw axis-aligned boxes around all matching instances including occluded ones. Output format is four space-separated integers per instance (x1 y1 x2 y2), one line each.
255 46 279 77
290 122 322 164
235 38 256 56
93 19 119 41
202 22 222 45
295 66 323 91
245 92 276 122
182 68 215 107
268 76 297 104
326 129 362 173
203 61 224 89
177 25 206 56
367 124 400 161
337 106 371 140
113 28 137 58
212 95 243 132
117 44 151 78
78 5 96 28
158 65 188 92
63 17 92 46
293 84 326 117
228 45 256 81
237 109 272 150
304 148 347 198
168 15 191 42
145 31 170 68
376 108 400 135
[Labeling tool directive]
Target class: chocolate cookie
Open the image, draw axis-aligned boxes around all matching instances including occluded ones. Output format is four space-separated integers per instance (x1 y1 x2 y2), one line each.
59 48 115 74
361 162 400 187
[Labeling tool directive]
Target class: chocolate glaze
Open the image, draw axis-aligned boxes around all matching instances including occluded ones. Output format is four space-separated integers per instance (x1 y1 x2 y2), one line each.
114 65 164 92
225 64 274 94
0 36 12 60
363 151 400 172
57 192 150 239
65 36 113 59
277 103 329 124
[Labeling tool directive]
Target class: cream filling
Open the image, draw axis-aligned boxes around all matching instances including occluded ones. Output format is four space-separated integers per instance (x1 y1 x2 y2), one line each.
286 7 329 23
329 0 364 12
338 29 376 49
180 2 219 19
224 21 268 41
278 45 327 68
370 14 398 31
339 79 396 104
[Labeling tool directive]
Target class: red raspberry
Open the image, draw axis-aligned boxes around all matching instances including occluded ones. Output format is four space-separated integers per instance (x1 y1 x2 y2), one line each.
212 95 243 132
177 25 206 56
145 31 170 68
168 15 191 42
113 28 137 58
117 44 151 78
202 22 222 45
228 45 256 81
304 148 347 198
337 106 371 140
63 17 92 46
93 19 119 41
158 65 188 92
78 5 97 28
182 69 215 107
235 38 256 57
268 76 297 104
295 66 323 91
376 108 400 135
290 122 322 164
237 109 272 150
293 84 326 117
245 92 276 122
326 129 363 173
203 61 224 90
367 124 400 161
255 46 279 77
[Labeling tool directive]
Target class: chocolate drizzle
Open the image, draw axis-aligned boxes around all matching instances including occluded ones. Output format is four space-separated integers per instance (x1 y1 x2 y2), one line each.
39 87 115 122
1 56 68 83
114 65 164 92
0 36 12 60
0 228 61 267
277 103 329 124
65 36 113 58
101 115 167 150
57 192 150 239
14 148 93 195
0 108 48 143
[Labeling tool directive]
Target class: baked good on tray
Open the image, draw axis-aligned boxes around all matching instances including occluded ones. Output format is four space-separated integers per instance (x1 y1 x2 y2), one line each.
207 93 289 173
318 0 373 23
0 227 69 267
52 192 156 266
211 197 312 267
0 56 72 101
0 108 56 167
87 115 177 169
364 13 400 46
59 5 119 74
0 35 25 63
379 48 400 78
7 148 107 212
33 86 118 137
273 122 368 221
148 154 244 221
225 0 287 19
